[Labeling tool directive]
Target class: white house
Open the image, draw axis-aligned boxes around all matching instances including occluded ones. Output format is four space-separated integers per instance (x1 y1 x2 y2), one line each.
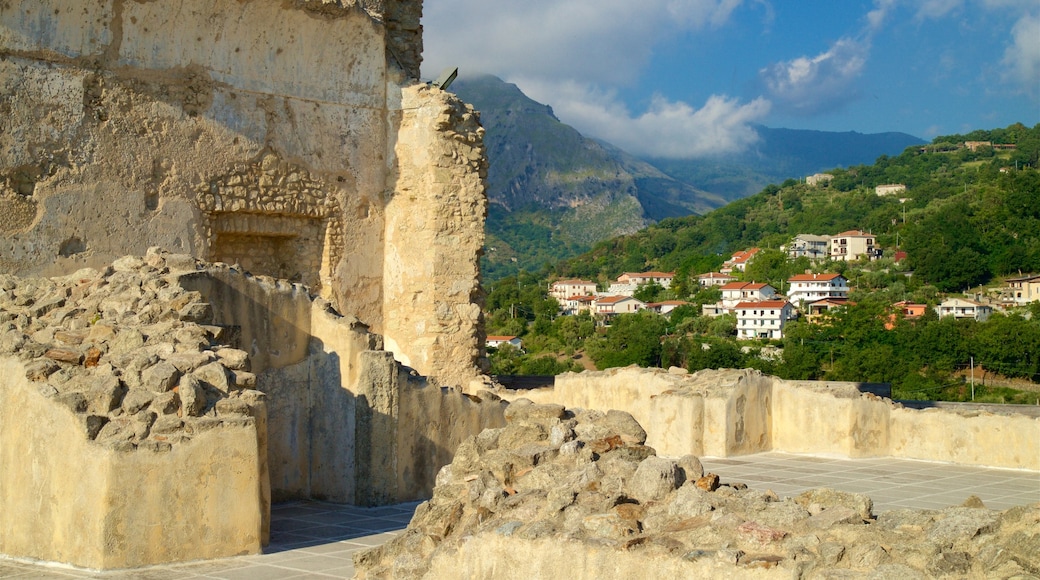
646 300 690 315
735 300 796 340
875 184 907 196
786 273 849 306
830 231 880 262
936 298 993 322
806 173 834 186
486 335 523 349
720 281 777 310
549 279 597 301
617 271 675 288
559 295 596 316
697 272 736 287
784 234 830 261
594 295 645 317
606 282 638 296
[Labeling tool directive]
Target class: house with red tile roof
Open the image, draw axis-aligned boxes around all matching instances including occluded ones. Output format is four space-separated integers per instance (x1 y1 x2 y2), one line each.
720 248 760 274
593 295 645 317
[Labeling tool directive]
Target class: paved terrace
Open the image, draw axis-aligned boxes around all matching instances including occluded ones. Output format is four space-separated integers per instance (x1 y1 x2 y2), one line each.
2 453 1037 579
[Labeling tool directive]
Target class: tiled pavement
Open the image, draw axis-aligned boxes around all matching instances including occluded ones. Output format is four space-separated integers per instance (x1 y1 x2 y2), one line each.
2 453 1037 579
699 452 1040 512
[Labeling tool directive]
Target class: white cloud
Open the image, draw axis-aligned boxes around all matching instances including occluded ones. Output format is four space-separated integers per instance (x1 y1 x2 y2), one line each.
423 0 770 159
915 0 964 20
1002 12 1040 94
759 38 868 115
515 78 770 158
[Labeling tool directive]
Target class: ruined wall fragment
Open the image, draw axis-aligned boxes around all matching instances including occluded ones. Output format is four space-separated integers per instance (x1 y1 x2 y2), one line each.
384 85 489 386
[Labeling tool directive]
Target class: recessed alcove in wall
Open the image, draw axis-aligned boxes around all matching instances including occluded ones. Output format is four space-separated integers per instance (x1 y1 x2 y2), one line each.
208 213 327 290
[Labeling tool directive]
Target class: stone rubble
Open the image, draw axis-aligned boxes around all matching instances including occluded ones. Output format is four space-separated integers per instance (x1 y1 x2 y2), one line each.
354 400 1040 579
0 248 265 451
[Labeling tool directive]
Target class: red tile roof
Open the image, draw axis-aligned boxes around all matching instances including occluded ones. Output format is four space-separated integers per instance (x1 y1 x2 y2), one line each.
788 273 845 282
734 300 790 310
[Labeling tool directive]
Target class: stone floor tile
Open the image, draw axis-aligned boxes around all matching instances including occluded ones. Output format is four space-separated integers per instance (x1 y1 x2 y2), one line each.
202 564 311 580
268 554 355 573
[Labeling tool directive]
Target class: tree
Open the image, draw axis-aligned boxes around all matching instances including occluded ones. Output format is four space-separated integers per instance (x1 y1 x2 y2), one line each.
587 311 668 369
633 281 666 303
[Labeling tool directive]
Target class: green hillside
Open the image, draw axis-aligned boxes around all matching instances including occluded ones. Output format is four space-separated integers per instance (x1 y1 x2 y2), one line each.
486 124 1040 398
554 123 1040 293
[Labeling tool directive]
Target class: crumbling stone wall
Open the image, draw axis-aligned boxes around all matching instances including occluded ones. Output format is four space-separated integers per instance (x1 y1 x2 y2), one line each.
0 0 487 388
383 85 489 387
0 249 269 569
0 250 508 567
355 402 1040 579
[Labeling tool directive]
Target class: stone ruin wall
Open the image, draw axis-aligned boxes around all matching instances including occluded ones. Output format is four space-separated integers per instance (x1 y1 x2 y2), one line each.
494 366 1040 471
0 0 486 388
0 249 507 568
355 401 1040 579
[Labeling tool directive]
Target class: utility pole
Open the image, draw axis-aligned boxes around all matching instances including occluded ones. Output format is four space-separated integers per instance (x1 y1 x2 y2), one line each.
970 356 975 401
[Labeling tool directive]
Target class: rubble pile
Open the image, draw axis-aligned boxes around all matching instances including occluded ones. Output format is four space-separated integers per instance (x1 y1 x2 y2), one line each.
355 400 1040 579
0 248 264 451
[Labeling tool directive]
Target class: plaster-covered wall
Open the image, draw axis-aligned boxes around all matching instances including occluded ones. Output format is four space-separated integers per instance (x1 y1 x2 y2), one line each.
498 367 1040 470
0 0 487 388
0 356 265 569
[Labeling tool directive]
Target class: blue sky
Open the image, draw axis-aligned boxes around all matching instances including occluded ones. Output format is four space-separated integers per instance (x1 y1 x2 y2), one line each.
422 0 1040 158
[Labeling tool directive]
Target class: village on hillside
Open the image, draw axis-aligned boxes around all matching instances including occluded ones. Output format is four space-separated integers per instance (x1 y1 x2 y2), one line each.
489 228 1040 350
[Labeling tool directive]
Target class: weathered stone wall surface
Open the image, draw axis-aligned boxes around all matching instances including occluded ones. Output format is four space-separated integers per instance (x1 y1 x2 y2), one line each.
383 84 489 387
498 368 1040 470
0 0 389 318
0 0 489 390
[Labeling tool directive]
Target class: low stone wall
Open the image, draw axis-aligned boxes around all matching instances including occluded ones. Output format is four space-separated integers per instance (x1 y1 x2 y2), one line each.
496 367 1040 470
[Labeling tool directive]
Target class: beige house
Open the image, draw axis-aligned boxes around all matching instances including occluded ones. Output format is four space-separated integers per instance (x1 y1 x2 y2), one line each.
936 298 993 322
1004 274 1040 305
830 230 880 261
594 295 646 317
617 271 675 288
735 300 796 340
549 279 598 301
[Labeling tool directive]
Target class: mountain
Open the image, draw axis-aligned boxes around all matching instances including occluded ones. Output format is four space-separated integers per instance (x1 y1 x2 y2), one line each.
451 75 925 280
451 75 724 280
644 126 926 201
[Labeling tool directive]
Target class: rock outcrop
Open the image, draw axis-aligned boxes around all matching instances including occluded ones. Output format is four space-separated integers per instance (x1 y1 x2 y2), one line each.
354 402 1040 579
